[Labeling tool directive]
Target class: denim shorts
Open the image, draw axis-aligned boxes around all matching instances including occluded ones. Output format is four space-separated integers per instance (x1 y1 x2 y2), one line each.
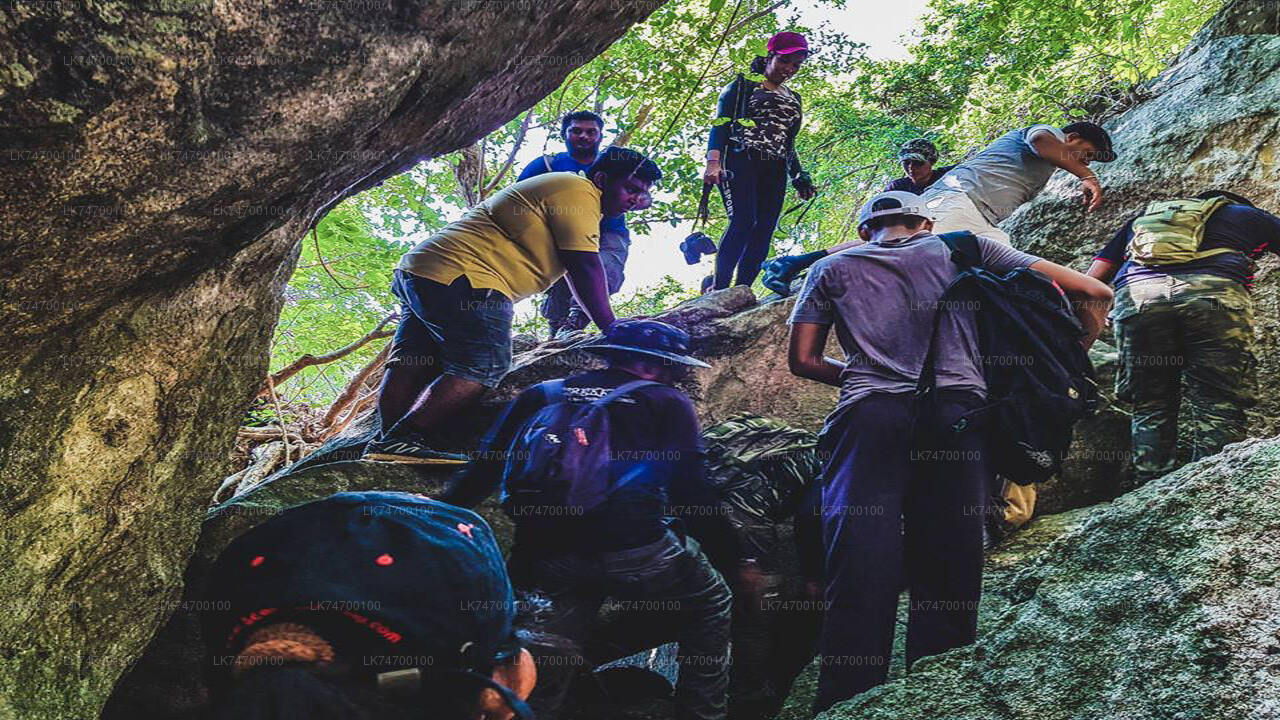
386 270 514 387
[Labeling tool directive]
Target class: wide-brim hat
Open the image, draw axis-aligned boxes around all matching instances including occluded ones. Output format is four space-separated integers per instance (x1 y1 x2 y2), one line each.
585 319 710 368
204 492 517 672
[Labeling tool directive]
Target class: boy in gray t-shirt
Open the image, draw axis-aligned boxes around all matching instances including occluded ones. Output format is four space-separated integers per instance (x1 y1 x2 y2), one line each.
787 191 1111 714
762 121 1115 296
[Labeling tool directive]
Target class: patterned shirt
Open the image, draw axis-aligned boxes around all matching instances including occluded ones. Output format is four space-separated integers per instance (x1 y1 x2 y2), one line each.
737 85 801 157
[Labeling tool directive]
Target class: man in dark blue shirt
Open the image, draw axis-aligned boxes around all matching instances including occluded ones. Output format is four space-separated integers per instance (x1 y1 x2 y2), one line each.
444 319 739 720
1088 190 1280 482
519 111 633 337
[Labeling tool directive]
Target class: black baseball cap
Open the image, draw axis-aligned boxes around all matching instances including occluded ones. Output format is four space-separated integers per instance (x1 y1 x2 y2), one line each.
203 491 530 716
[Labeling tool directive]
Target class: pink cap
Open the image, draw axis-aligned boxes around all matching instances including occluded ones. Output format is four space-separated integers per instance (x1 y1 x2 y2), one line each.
767 31 809 55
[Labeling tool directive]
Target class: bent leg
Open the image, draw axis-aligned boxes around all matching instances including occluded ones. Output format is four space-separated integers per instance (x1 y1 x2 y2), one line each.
1179 283 1255 461
1117 297 1184 483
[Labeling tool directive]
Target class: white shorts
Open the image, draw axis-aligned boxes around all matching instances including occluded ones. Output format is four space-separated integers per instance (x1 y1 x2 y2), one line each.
920 189 1012 246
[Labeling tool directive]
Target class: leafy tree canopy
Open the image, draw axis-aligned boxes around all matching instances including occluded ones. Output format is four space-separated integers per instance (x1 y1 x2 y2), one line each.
270 0 1219 409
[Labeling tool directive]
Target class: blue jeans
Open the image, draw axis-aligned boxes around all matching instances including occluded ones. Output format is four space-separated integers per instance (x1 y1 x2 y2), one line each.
386 270 513 388
814 390 990 713
515 531 732 720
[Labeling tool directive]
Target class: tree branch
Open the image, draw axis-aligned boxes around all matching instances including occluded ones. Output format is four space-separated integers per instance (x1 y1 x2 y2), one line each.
726 0 790 36
321 342 391 429
482 110 535 197
260 313 397 395
312 227 368 290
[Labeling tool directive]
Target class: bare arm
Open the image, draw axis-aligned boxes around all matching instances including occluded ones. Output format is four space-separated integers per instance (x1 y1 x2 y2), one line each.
558 249 616 331
1085 258 1118 285
1028 259 1114 349
1030 131 1103 212
787 322 845 387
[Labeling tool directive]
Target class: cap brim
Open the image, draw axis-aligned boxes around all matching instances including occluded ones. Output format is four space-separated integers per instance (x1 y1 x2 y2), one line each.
773 46 809 55
585 344 711 368
899 153 929 163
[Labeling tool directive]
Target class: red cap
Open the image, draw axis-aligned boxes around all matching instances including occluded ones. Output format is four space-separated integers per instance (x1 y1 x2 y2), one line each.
767 31 809 55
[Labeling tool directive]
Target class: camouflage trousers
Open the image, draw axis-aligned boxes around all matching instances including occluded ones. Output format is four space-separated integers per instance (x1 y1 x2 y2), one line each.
1113 273 1257 483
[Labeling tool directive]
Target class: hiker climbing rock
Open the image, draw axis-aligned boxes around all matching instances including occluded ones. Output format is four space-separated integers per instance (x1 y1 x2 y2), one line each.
518 111 634 338
704 31 816 291
786 191 1111 712
201 492 536 720
445 319 736 720
763 121 1116 296
1087 190 1280 484
699 413 824 720
364 147 660 464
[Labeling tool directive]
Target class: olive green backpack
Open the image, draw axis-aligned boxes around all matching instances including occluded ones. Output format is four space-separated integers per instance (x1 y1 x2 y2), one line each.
1128 196 1235 265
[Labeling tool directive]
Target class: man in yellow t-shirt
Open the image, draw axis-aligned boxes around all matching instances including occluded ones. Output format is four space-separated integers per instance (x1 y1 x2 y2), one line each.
365 147 662 464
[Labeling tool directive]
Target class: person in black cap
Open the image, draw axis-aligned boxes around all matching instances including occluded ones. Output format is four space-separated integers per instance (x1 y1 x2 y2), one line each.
201 491 536 720
444 319 741 720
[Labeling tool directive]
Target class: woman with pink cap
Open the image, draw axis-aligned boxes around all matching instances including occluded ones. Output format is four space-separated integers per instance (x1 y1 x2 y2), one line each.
703 31 816 291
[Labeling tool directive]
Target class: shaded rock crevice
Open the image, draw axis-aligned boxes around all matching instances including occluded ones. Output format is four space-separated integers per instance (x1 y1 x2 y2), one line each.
0 2 663 717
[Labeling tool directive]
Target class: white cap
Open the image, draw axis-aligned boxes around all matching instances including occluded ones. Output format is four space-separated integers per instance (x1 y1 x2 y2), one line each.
857 190 933 229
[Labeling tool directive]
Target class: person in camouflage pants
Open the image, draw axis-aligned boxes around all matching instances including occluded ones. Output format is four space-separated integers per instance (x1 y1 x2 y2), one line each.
1088 190 1280 484
1112 275 1256 482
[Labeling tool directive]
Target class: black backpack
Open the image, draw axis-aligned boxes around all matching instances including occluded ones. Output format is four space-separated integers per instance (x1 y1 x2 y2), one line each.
500 379 658 517
916 231 1099 485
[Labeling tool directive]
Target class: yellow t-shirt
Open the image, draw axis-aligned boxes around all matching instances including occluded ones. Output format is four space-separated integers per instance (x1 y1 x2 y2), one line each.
398 173 602 302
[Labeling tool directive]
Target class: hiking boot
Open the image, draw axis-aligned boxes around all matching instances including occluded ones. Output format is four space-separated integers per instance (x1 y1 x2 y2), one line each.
362 431 468 464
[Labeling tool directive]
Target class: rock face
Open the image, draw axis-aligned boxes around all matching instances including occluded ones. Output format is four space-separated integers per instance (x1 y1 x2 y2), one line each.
0 2 660 717
817 435 1280 720
1004 0 1280 440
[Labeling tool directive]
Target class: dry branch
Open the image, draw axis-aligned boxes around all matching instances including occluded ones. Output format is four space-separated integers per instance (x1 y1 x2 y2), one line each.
261 313 396 395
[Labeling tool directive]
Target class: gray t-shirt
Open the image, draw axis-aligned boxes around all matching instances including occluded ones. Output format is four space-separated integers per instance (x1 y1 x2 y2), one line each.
933 125 1065 225
788 231 1040 424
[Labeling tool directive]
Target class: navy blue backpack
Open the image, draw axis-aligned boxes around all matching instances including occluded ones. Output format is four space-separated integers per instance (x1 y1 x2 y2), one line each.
917 231 1099 485
500 379 659 517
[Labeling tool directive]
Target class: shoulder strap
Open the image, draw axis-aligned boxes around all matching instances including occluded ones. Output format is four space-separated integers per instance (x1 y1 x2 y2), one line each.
914 283 960 397
938 231 982 269
542 154 554 173
593 379 661 407
917 233 981 396
541 379 566 404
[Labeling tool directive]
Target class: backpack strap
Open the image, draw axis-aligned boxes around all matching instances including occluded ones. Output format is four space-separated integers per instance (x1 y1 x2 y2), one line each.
916 232 982 396
592 379 661 407
541 379 566 404
938 231 982 269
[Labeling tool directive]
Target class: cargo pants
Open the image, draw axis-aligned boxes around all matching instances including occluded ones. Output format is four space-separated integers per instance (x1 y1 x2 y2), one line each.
1113 273 1257 483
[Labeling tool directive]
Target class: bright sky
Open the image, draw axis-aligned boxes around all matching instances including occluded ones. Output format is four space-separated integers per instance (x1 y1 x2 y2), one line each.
507 0 934 326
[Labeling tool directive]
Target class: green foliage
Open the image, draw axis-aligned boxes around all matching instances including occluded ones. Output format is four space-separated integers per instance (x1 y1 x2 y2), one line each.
270 0 1220 409
270 196 408 408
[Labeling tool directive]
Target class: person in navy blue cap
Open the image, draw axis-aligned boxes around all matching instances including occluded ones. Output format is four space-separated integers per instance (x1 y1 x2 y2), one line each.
444 319 742 720
201 491 536 720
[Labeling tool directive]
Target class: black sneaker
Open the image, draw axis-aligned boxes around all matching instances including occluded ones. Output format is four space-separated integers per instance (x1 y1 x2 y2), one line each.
362 432 469 465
